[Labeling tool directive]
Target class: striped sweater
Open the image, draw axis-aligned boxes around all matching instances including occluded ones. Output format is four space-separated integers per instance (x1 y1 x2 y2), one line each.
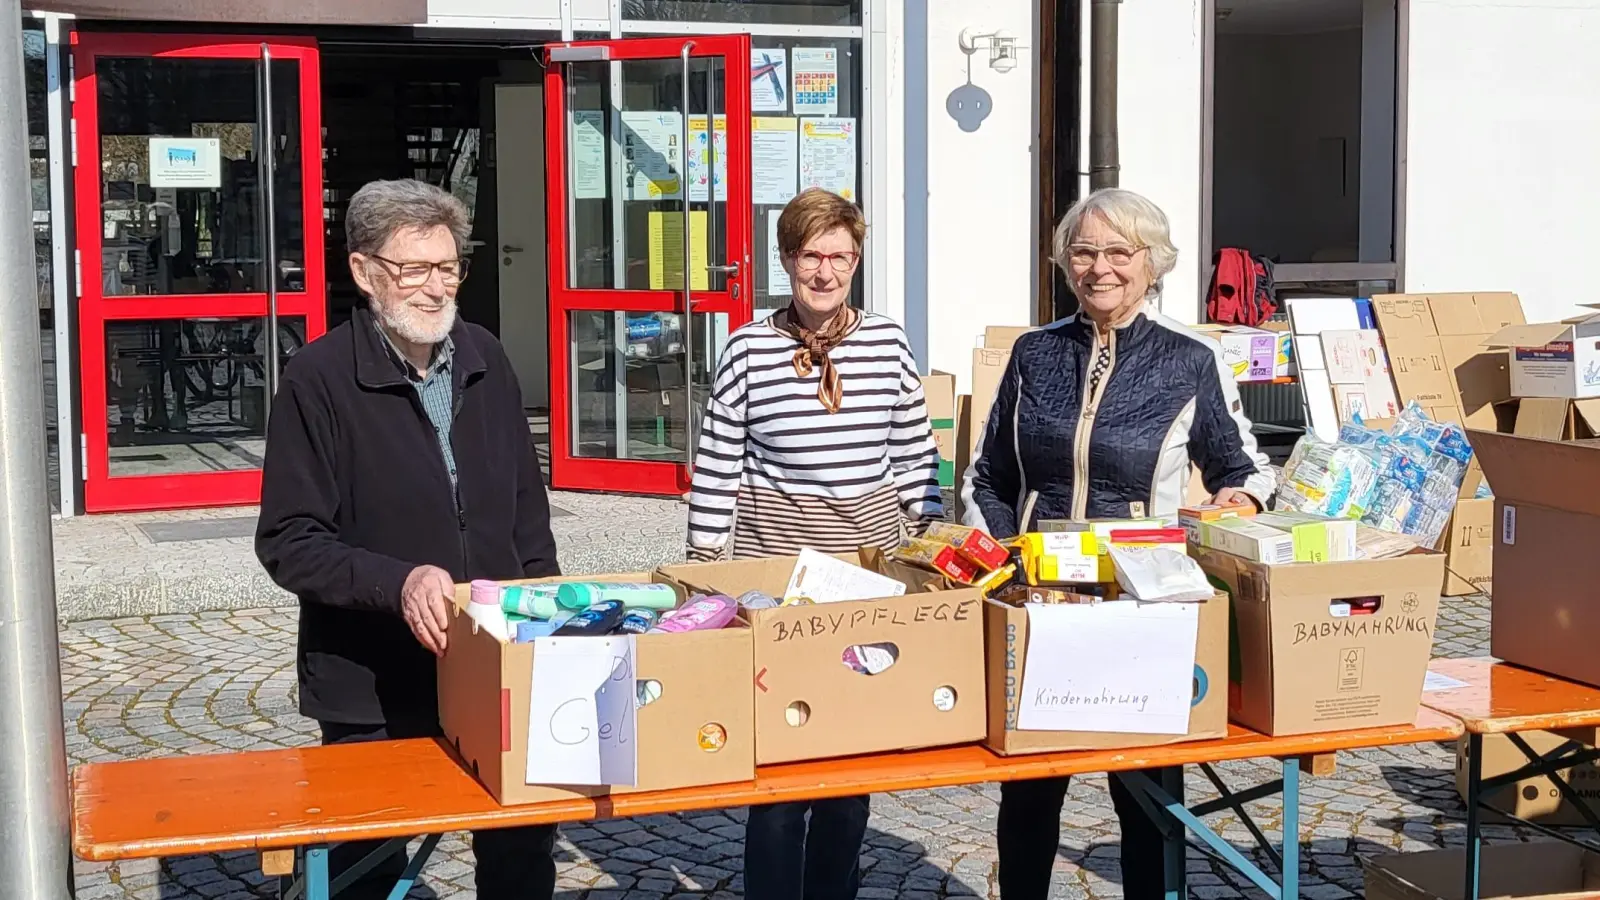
686 312 944 561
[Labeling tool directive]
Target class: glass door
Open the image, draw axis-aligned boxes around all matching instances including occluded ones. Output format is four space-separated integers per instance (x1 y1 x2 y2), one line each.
544 35 754 495
72 34 325 512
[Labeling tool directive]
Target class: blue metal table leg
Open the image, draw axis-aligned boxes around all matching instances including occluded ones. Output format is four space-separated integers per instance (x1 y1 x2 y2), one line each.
1163 766 1188 900
1281 758 1300 900
1465 732 1483 900
304 846 331 900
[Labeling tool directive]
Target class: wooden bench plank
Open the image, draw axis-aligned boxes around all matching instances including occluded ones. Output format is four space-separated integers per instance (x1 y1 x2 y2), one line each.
73 712 1463 862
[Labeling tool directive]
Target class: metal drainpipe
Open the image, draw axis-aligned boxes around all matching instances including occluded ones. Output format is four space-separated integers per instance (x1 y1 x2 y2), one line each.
1088 0 1121 190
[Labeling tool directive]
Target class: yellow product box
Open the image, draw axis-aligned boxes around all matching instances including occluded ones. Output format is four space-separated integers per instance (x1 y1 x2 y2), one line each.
1252 511 1359 562
1019 531 1100 584
1034 518 1183 581
1178 504 1257 545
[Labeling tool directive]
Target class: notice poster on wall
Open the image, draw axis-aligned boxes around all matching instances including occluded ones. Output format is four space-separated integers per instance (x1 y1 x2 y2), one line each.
687 115 728 203
621 111 683 201
798 117 857 202
751 117 799 206
767 210 792 298
570 110 608 200
648 209 709 291
791 47 839 116
148 137 221 189
751 48 789 113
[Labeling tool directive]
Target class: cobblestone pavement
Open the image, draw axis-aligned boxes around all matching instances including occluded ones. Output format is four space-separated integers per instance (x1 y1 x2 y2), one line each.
66 592 1576 900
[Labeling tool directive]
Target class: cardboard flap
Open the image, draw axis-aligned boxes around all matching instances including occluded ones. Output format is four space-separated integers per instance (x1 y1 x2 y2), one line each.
1485 323 1572 349
1469 429 1600 518
1575 399 1600 435
1515 397 1572 440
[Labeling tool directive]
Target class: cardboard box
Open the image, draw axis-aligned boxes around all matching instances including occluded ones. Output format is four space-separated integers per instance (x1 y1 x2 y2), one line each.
1516 397 1600 441
922 370 958 488
438 574 755 805
1469 429 1600 689
1178 504 1256 545
983 593 1230 754
1373 292 1527 497
1455 729 1600 826
1442 496 1494 596
1252 511 1359 563
1486 309 1600 399
1193 546 1443 736
658 552 987 764
954 394 973 518
1197 518 1296 565
969 326 1030 454
1366 842 1600 900
1191 324 1293 381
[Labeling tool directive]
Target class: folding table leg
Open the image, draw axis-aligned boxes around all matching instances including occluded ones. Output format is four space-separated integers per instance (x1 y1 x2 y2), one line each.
1464 732 1483 900
1281 757 1300 900
1163 766 1189 900
303 845 331 900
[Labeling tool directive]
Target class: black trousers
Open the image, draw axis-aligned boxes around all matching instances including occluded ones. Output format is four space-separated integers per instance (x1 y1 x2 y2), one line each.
319 719 558 900
743 795 872 900
996 767 1182 900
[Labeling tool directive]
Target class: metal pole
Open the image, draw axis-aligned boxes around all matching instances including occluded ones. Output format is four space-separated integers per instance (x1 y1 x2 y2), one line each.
0 6 74 899
1088 0 1121 190
258 44 281 425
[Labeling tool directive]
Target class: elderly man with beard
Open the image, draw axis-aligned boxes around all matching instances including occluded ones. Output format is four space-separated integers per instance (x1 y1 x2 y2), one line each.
256 179 561 900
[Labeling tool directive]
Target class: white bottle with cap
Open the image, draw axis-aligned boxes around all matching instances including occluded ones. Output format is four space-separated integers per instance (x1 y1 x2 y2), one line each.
467 579 513 643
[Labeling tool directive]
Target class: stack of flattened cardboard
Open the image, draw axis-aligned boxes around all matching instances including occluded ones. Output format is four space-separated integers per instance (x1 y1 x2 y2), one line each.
920 371 958 489
953 326 1032 520
1369 293 1526 597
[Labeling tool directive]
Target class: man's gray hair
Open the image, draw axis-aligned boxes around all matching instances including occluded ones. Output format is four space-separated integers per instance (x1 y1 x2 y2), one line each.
1052 187 1179 296
346 179 472 257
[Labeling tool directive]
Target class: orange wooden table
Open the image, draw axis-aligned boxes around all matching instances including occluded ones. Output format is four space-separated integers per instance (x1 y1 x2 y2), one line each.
1421 657 1600 900
74 712 1460 900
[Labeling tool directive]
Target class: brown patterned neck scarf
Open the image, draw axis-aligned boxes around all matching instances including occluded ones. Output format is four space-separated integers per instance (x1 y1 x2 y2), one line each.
771 306 859 413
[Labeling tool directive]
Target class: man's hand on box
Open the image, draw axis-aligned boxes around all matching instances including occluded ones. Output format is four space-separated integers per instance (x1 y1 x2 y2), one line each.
1210 486 1259 511
402 564 454 657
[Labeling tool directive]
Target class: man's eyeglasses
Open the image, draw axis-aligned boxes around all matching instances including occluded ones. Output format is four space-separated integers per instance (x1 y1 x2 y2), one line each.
1064 244 1145 267
792 250 861 274
368 255 471 288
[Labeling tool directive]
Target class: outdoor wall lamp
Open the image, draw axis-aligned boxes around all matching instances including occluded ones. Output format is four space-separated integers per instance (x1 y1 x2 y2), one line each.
958 27 1021 74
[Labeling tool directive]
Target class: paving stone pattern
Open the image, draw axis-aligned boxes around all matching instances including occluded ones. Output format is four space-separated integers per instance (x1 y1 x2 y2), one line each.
64 592 1578 899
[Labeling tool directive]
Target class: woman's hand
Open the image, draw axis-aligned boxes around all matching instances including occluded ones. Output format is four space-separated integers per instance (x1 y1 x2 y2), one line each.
1209 487 1260 511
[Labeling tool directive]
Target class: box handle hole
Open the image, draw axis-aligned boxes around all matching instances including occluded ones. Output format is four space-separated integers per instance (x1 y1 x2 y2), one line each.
698 722 726 752
637 679 664 708
841 642 900 675
1329 596 1382 618
785 701 811 727
933 686 958 711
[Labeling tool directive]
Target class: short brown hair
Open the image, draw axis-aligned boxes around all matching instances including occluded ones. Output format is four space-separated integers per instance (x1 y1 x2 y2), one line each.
775 188 866 258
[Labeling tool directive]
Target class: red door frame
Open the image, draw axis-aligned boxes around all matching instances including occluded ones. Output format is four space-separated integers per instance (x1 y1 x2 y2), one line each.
543 35 753 495
71 33 326 513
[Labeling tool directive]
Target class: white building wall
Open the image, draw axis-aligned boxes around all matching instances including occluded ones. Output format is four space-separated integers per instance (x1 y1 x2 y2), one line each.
1402 0 1600 324
1097 0 1206 324
902 0 1037 391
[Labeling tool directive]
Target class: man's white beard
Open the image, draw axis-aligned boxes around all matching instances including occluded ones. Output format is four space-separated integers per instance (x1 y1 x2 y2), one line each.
374 297 457 346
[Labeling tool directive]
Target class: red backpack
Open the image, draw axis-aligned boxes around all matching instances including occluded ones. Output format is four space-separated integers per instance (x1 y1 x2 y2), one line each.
1206 248 1278 326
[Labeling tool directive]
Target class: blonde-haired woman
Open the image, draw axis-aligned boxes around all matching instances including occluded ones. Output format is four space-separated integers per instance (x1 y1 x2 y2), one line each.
686 187 942 898
965 188 1273 899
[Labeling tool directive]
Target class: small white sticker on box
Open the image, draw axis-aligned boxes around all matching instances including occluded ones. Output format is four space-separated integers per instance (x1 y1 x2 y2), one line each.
1502 505 1516 546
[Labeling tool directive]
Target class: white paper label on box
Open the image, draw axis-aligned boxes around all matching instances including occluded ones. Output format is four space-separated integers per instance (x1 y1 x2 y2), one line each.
1017 601 1199 735
525 635 637 787
1423 671 1471 692
784 548 905 603
1502 505 1516 546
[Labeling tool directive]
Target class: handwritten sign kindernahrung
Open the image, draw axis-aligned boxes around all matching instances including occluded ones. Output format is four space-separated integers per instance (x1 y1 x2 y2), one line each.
1017 601 1199 735
525 635 638 786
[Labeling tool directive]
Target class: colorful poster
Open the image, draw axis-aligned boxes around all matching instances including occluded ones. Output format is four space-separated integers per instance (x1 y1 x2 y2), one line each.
570 110 608 200
751 48 789 113
766 210 792 299
648 210 709 291
620 111 683 201
799 117 857 202
791 47 839 116
751 117 799 206
687 115 728 203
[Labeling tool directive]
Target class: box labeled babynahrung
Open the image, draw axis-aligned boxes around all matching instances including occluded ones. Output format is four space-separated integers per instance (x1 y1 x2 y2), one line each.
1193 545 1442 735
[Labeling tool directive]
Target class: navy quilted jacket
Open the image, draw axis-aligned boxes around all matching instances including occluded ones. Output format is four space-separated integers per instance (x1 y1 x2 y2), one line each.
962 309 1274 537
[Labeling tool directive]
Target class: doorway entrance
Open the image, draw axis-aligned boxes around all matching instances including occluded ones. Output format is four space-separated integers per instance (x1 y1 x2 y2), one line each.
72 34 326 513
542 36 755 495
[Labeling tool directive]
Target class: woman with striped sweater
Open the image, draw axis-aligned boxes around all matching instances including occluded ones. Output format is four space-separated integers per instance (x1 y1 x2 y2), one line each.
686 188 943 899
